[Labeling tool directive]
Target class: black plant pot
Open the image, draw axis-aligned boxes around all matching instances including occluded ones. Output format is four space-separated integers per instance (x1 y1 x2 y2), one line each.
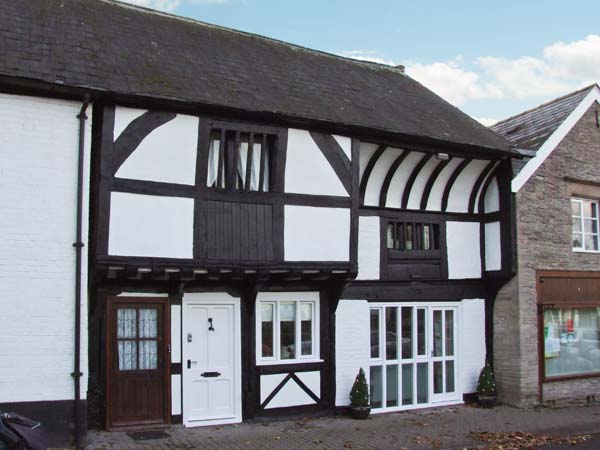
478 395 497 408
349 405 371 420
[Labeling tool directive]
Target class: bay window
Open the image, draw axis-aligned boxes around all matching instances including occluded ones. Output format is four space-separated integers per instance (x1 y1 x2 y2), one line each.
256 293 319 364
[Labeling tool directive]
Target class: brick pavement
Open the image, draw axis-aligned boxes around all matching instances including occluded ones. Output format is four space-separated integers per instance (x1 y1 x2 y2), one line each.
83 404 600 450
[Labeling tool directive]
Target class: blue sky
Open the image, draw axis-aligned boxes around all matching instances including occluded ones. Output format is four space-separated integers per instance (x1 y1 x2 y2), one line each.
124 0 600 125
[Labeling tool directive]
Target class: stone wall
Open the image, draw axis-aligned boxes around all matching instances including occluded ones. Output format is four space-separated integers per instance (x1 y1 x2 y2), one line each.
494 103 600 406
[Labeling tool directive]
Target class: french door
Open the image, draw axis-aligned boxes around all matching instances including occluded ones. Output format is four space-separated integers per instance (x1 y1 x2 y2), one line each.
369 303 459 412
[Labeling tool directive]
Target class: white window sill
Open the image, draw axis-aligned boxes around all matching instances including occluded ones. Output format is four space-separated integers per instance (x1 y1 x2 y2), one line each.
256 359 323 366
572 249 600 253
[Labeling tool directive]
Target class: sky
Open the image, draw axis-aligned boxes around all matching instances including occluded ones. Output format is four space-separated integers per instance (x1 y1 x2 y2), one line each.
120 0 600 126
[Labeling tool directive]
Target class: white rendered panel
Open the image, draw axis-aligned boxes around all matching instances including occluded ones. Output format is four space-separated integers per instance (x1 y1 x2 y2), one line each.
474 162 499 213
171 304 182 363
333 134 352 160
284 206 350 261
484 178 500 213
385 151 423 209
446 222 481 279
460 299 486 393
406 156 440 210
485 221 502 271
114 106 145 140
172 374 182 415
357 216 380 280
285 129 347 196
447 160 489 213
115 111 199 185
359 142 379 180
0 94 91 401
260 374 287 404
363 147 403 206
335 300 370 406
264 378 316 409
296 371 321 398
426 158 463 211
109 192 194 258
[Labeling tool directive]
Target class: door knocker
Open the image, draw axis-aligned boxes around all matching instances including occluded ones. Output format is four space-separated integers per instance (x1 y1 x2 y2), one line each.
208 317 215 332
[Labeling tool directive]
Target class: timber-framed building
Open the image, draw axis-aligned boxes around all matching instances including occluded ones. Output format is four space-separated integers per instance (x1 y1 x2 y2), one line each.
0 0 517 446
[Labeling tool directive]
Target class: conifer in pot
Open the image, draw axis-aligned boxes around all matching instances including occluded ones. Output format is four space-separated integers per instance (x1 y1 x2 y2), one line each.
349 368 371 419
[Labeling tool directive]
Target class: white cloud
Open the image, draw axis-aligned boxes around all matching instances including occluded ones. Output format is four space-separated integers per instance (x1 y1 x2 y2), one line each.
475 117 499 127
340 35 600 109
119 0 228 12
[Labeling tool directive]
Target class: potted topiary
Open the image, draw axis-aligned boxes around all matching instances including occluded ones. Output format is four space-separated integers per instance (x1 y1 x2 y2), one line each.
349 368 371 419
476 363 497 408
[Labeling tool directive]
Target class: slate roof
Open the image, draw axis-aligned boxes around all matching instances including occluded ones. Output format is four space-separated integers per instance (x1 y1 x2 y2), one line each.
491 85 596 150
0 0 512 154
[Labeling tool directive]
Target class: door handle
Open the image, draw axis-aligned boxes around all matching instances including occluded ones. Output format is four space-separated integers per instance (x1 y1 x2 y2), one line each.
201 371 221 378
187 360 198 369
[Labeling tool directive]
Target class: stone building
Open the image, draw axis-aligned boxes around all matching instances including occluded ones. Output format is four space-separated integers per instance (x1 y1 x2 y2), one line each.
492 84 600 406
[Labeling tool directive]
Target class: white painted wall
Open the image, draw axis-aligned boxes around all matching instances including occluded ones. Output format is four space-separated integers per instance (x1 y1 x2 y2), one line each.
357 216 380 280
333 135 352 160
484 221 502 271
284 206 350 261
484 177 500 213
108 192 194 258
285 129 348 196
446 160 489 213
406 156 440 210
363 146 403 206
171 304 182 363
335 300 370 406
115 107 198 185
460 299 486 393
425 158 463 211
0 93 90 401
171 374 182 415
359 142 378 180
260 374 317 409
385 151 422 209
446 222 481 279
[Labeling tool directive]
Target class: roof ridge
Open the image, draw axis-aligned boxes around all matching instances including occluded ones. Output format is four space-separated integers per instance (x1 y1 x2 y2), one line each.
99 0 407 75
492 83 599 128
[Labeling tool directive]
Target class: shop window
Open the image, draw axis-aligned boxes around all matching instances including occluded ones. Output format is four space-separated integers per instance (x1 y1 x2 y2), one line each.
256 294 319 364
543 306 600 378
571 198 599 251
207 129 275 191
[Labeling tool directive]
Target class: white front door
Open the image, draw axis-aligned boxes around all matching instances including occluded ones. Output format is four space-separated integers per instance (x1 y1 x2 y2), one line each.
182 296 241 426
430 307 458 403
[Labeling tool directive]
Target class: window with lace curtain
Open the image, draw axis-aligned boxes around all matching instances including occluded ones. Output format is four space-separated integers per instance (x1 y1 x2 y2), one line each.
206 129 274 192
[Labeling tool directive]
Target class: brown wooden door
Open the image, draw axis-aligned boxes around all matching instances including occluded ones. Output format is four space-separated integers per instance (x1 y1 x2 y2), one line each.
107 298 169 428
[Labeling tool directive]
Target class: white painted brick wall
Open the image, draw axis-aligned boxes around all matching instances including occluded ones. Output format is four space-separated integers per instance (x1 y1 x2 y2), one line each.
335 300 370 406
0 93 90 402
357 216 380 280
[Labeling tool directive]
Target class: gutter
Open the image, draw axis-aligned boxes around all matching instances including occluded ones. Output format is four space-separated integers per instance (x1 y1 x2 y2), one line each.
72 93 90 450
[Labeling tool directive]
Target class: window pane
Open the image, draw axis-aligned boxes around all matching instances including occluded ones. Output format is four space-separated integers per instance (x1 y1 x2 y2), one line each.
280 302 296 359
582 201 594 218
237 137 249 190
386 223 395 249
402 364 413 405
544 307 600 377
370 309 380 358
261 303 274 358
118 340 137 371
207 134 220 188
117 308 136 339
405 224 413 250
417 362 428 404
446 360 455 392
592 202 598 219
301 303 313 356
433 310 442 357
445 310 454 356
370 366 382 408
139 340 157 370
571 200 581 216
572 217 582 232
573 233 583 248
584 219 597 234
433 361 443 394
423 225 431 250
417 309 426 356
386 365 398 407
386 307 398 360
139 309 157 338
585 235 599 251
248 141 262 191
401 307 413 359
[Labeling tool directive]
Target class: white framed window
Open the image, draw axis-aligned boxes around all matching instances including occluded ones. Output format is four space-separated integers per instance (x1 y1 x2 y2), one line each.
571 198 599 252
256 292 320 365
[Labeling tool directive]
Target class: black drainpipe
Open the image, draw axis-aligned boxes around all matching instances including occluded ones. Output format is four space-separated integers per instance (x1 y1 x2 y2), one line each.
72 94 90 450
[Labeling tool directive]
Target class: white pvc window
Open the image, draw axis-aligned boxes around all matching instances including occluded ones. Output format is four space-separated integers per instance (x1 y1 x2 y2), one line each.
256 293 319 364
572 198 599 252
